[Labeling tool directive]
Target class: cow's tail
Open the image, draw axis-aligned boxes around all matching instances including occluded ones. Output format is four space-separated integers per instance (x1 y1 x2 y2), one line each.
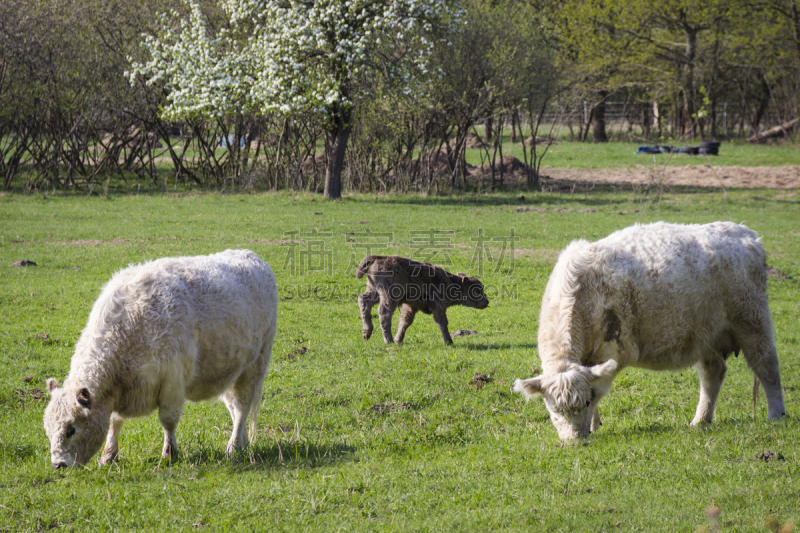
247 338 273 446
752 375 760 414
247 378 265 446
356 255 381 279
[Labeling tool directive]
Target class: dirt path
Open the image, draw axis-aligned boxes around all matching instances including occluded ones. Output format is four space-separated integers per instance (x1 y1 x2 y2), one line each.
543 165 800 189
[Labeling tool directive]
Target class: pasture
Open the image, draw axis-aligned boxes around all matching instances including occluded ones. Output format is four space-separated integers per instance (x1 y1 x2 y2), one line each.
1 183 799 530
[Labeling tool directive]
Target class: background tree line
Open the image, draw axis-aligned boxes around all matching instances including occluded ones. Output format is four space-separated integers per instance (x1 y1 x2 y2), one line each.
2 0 798 196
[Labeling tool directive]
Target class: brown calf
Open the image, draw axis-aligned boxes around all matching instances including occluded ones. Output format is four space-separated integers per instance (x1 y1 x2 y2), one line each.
356 255 489 344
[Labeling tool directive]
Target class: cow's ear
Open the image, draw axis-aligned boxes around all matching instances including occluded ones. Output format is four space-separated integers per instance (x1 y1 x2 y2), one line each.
590 359 618 378
76 388 92 409
46 378 60 394
513 377 544 400
589 360 618 393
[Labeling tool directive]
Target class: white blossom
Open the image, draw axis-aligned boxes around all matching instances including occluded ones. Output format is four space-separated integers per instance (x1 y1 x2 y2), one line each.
128 0 461 126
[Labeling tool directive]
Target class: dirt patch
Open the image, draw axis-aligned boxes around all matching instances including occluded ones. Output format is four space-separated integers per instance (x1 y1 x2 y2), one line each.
285 340 309 360
471 373 492 390
474 155 532 183
542 165 800 190
753 450 785 462
302 152 327 176
10 260 37 267
407 151 478 179
16 388 46 401
767 265 792 280
520 136 557 147
453 329 478 338
450 132 487 150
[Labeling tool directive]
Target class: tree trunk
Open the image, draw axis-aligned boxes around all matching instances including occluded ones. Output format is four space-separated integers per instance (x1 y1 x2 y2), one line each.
682 24 699 137
510 110 518 143
324 125 350 199
591 90 608 143
792 1 800 86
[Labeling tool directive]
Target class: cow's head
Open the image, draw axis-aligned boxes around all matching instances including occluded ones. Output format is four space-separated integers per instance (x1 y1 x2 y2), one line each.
456 273 489 309
513 360 618 440
43 378 110 469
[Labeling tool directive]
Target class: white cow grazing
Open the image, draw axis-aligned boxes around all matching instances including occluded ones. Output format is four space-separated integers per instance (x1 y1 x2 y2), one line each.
44 250 278 468
513 221 785 440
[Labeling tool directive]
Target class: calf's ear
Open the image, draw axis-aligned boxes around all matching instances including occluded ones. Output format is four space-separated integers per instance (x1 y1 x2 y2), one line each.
513 377 543 400
46 378 60 393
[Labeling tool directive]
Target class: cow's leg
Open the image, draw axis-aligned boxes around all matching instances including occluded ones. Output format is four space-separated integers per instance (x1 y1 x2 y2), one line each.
158 392 185 460
737 319 785 420
378 298 397 344
222 356 268 452
432 308 453 345
99 412 125 465
394 305 417 343
691 357 727 425
590 406 602 432
359 287 380 341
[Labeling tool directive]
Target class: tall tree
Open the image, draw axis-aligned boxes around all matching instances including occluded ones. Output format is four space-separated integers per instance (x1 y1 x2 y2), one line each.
130 0 459 198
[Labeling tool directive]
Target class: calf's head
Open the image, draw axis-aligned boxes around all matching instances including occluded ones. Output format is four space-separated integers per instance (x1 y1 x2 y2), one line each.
455 273 489 309
513 360 617 440
43 378 110 468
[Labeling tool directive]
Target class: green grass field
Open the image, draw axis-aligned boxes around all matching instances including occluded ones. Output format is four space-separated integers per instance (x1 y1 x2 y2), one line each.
1 186 799 531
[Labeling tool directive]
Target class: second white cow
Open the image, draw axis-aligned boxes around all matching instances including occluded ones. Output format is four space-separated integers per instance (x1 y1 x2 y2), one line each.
44 249 278 468
514 221 785 440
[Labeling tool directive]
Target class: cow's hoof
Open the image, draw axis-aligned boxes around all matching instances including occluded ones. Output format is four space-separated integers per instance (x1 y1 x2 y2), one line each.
363 329 372 340
99 449 118 465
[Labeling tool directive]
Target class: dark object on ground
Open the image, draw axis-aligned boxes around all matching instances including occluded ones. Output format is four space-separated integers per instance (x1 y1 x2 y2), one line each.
699 141 720 155
753 450 785 462
10 260 37 267
636 145 676 154
747 117 800 142
471 373 491 389
453 329 478 337
356 255 489 345
679 145 700 155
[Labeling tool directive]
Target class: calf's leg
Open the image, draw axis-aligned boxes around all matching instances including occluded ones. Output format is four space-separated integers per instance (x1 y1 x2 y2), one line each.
394 305 416 343
359 289 380 340
432 308 453 345
691 356 727 425
378 300 397 344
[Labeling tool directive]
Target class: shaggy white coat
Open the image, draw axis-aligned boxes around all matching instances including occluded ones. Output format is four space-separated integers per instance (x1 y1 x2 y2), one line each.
514 221 784 440
44 249 278 467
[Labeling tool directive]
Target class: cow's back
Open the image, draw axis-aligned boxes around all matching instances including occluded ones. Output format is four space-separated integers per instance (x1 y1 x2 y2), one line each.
544 222 768 371
71 250 278 411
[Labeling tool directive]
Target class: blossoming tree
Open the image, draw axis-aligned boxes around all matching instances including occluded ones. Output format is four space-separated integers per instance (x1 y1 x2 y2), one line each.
129 0 459 198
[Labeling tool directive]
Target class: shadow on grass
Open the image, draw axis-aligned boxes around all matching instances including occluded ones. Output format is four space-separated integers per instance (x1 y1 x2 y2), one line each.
461 342 537 351
1 442 38 461
174 440 358 470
